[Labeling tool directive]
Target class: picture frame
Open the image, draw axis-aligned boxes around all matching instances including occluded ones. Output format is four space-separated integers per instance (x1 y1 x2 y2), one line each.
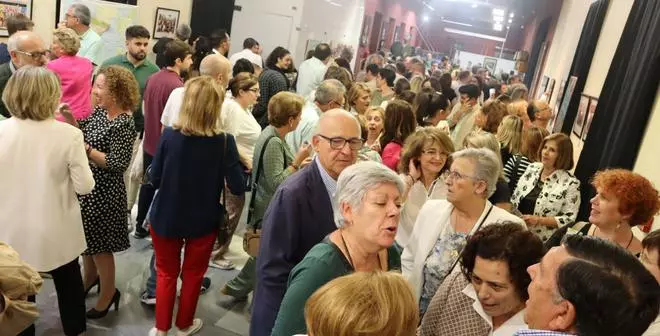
0 0 33 37
553 76 578 133
572 94 591 138
538 75 550 100
546 79 556 99
483 57 497 75
581 97 598 141
153 7 180 39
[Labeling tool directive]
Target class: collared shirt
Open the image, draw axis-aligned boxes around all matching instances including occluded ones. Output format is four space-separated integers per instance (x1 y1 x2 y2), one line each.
78 28 103 66
397 175 448 247
462 284 528 336
314 157 338 216
296 57 328 97
286 100 322 153
229 48 263 68
513 330 574 336
220 97 261 166
8 61 16 73
142 68 184 155
101 54 160 133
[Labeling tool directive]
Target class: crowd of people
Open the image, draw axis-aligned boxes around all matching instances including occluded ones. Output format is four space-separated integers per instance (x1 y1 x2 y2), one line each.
0 3 660 336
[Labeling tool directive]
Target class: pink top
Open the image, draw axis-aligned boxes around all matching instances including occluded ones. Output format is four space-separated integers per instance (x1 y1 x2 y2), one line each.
47 55 93 121
382 141 403 171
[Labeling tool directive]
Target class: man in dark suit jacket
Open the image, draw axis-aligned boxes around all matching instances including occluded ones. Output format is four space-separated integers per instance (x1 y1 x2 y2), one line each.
0 31 48 118
250 109 362 336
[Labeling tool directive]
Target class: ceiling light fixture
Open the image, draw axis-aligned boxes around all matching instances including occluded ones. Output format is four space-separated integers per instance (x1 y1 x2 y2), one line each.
510 12 515 18
445 27 507 42
492 8 505 16
471 3 478 8
423 15 429 22
423 1 435 11
493 23 503 31
508 18 512 23
441 19 474 27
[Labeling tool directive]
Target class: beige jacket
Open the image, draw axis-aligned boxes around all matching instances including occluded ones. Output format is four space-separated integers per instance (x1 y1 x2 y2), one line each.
0 242 43 335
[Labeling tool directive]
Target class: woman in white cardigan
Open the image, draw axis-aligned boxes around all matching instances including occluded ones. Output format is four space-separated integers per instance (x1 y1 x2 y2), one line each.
401 148 524 316
0 67 95 335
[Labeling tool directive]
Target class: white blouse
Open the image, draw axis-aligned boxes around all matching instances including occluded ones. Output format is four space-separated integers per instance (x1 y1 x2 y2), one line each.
0 119 94 271
220 97 261 166
462 284 528 336
397 175 448 247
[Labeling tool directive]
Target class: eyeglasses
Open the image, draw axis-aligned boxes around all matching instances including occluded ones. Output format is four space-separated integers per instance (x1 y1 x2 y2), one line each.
422 148 448 158
446 170 479 182
15 50 48 60
317 134 363 150
248 88 259 93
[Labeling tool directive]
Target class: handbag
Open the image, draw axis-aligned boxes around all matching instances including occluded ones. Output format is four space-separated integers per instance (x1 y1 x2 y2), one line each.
243 136 284 257
217 133 232 246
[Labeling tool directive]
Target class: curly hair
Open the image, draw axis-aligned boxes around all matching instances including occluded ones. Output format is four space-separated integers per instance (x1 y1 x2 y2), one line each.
460 222 545 301
592 169 660 226
399 126 454 175
98 65 140 112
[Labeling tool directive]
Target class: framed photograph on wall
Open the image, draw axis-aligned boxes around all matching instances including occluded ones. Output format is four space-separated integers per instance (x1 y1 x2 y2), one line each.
0 0 32 37
538 75 550 100
548 78 567 132
572 94 591 138
153 7 180 39
581 97 598 141
483 57 497 74
553 76 578 133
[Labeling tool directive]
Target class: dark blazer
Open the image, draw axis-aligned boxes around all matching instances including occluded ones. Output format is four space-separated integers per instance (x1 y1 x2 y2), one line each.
148 128 245 238
250 162 336 336
0 62 13 118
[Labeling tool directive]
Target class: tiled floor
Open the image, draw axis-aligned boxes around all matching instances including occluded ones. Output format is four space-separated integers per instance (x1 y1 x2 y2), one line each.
34 202 253 336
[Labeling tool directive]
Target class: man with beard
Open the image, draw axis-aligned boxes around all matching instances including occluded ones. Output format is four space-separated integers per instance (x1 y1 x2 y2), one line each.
101 25 159 236
133 40 193 240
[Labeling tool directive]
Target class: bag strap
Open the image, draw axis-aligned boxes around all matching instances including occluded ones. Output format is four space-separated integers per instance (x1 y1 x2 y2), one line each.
222 133 227 215
447 204 494 275
246 136 281 227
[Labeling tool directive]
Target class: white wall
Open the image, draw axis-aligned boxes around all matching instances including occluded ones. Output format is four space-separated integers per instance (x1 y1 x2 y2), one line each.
229 0 303 64
26 0 192 48
455 50 516 75
634 91 660 230
294 0 365 68
582 0 633 97
539 0 591 109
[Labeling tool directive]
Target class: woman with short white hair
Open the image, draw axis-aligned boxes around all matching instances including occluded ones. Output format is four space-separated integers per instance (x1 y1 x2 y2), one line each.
271 161 404 336
402 148 524 317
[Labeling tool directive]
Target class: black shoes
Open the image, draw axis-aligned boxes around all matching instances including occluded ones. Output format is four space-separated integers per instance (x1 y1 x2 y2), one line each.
133 226 150 239
84 277 100 298
86 289 121 319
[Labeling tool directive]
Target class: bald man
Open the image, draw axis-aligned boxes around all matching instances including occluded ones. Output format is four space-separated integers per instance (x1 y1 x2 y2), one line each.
138 54 232 304
160 54 231 127
0 31 48 118
251 110 361 336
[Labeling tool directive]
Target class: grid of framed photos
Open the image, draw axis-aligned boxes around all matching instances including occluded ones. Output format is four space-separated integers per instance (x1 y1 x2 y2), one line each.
572 93 599 141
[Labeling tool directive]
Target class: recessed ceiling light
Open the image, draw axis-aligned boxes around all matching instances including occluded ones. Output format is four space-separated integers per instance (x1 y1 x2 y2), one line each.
508 19 512 23
423 15 429 22
493 8 505 16
510 12 515 18
472 3 478 8
494 23 503 31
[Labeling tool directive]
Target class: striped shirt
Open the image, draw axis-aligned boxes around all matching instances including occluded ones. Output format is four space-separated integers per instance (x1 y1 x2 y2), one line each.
315 157 338 218
504 154 532 192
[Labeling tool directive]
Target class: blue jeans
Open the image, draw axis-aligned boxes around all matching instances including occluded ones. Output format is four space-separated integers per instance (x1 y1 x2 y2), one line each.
145 192 158 296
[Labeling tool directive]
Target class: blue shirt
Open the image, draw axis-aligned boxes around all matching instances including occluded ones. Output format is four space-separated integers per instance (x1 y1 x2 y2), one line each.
513 330 574 336
286 101 321 153
314 157 338 216
148 128 245 238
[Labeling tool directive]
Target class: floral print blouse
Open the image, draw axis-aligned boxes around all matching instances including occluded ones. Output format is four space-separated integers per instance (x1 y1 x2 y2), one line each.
511 162 581 242
420 224 468 315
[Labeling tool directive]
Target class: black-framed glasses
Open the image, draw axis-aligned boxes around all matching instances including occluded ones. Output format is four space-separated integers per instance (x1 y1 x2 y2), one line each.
247 88 260 93
317 134 363 150
15 50 48 60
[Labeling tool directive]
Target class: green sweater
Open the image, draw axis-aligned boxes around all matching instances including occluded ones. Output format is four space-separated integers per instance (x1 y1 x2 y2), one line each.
271 240 401 336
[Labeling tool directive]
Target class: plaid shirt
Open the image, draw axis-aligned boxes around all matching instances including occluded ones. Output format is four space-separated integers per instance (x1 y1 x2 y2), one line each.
513 330 574 336
253 68 289 126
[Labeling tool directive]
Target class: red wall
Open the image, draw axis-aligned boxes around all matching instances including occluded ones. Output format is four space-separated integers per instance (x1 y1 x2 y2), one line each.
363 0 421 51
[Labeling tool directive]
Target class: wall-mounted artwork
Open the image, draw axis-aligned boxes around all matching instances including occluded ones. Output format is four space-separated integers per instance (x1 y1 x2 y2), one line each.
0 0 32 37
548 79 566 132
553 76 578 133
483 57 497 74
572 94 591 138
153 7 180 39
581 97 598 141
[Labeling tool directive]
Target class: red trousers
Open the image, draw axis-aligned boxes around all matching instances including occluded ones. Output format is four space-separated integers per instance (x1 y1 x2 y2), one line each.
150 227 216 331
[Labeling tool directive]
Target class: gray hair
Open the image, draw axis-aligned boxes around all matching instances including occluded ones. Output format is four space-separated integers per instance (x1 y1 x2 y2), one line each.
175 24 192 41
7 31 38 52
451 148 500 198
334 161 405 228
314 79 346 105
70 4 91 26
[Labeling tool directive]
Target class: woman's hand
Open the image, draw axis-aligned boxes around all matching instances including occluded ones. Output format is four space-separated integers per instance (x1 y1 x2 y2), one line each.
522 215 541 226
299 157 313 169
293 142 312 167
408 160 421 182
56 103 77 127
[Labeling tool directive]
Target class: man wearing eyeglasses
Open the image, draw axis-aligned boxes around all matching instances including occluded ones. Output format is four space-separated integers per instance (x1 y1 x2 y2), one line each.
286 78 346 153
0 31 48 118
252 109 362 336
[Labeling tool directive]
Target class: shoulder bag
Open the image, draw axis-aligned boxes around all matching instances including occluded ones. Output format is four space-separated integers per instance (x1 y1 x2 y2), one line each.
243 136 286 257
217 133 231 246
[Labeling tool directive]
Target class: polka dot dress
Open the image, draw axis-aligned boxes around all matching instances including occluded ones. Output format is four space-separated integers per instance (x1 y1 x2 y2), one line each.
79 107 136 255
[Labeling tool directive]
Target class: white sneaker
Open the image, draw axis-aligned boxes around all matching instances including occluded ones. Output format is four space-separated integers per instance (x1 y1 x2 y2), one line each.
176 318 202 336
148 327 167 336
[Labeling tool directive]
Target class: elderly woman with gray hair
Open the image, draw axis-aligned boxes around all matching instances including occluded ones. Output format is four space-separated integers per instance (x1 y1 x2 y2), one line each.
401 148 524 317
270 161 404 336
48 27 93 121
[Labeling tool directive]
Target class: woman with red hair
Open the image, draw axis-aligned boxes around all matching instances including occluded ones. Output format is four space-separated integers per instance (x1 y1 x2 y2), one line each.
546 169 660 256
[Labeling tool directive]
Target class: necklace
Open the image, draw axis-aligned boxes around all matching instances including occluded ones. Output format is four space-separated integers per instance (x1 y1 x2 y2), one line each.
595 226 634 249
339 231 383 271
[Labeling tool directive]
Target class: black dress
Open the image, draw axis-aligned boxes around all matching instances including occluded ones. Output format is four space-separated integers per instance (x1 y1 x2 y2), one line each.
79 107 136 255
